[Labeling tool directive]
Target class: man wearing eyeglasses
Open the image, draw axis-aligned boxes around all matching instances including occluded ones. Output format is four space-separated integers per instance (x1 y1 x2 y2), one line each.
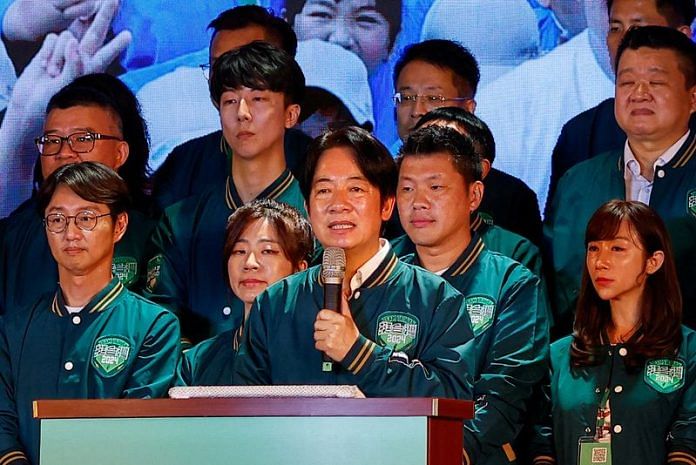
0 161 179 465
391 39 543 247
0 73 155 315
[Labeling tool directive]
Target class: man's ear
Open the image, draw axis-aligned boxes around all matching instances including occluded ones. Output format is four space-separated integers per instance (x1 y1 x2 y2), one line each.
113 212 128 243
469 181 484 213
465 98 477 114
678 25 692 39
380 195 396 222
285 104 301 128
690 85 696 114
481 159 491 179
113 141 130 170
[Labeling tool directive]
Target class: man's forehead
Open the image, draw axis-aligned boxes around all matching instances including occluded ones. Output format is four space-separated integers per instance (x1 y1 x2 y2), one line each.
210 26 275 60
221 86 277 95
312 157 371 185
609 0 663 18
398 61 459 85
47 187 105 212
399 152 457 172
44 105 121 131
313 172 369 183
618 47 680 70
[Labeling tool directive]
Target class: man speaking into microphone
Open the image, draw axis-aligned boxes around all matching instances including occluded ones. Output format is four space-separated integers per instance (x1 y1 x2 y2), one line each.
234 127 476 398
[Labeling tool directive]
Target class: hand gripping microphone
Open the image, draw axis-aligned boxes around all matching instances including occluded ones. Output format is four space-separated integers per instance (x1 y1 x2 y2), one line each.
321 247 346 372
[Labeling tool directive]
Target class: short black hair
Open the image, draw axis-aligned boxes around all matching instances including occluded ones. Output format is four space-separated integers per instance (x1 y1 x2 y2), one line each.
616 25 696 87
398 125 482 185
284 0 402 51
303 126 397 205
414 106 496 163
45 73 150 209
37 162 131 217
607 0 696 27
394 39 480 97
208 5 298 57
209 41 305 107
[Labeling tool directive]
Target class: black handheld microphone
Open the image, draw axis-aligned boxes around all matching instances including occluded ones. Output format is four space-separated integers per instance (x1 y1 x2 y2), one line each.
321 247 346 372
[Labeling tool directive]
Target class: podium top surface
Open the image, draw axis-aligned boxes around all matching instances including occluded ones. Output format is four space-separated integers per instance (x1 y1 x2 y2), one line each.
34 397 473 420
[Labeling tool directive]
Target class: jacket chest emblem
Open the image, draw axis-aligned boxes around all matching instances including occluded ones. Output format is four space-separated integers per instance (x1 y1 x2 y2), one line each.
92 336 132 377
687 189 696 219
466 295 496 336
376 312 419 352
644 358 685 393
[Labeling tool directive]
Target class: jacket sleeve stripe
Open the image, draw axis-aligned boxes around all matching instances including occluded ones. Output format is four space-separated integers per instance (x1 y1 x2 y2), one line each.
351 341 375 375
0 451 28 465
347 339 372 372
463 447 471 465
668 451 696 465
532 456 556 465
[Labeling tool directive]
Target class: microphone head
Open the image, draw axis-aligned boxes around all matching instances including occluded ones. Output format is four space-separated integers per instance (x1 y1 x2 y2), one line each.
321 247 346 285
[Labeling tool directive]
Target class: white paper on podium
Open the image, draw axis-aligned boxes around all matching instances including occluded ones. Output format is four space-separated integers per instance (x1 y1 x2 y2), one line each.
168 385 366 399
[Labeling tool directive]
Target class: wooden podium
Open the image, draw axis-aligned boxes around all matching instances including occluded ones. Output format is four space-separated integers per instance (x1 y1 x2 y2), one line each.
34 397 473 465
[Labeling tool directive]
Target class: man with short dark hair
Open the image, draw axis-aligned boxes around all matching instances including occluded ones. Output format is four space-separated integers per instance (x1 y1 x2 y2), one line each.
146 5 311 210
234 126 475 397
392 39 543 246
0 73 154 314
390 107 546 282
0 162 179 465
397 125 548 465
144 42 307 346
548 0 696 205
546 25 696 329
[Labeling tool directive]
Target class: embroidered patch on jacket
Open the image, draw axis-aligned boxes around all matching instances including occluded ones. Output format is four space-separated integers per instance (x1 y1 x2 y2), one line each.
112 256 138 286
92 336 132 377
644 358 685 394
376 312 419 352
145 254 163 292
687 189 696 218
466 295 496 335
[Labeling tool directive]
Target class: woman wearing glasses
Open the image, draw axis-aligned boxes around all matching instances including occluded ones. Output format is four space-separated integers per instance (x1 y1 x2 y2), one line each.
0 73 154 315
0 162 180 465
533 200 696 465
177 199 313 386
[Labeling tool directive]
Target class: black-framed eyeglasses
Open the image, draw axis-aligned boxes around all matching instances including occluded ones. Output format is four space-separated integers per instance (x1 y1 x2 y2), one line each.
43 211 112 233
392 92 473 108
35 132 123 156
199 63 211 81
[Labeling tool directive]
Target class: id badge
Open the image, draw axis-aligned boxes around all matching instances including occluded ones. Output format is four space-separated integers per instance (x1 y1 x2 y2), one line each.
577 436 612 465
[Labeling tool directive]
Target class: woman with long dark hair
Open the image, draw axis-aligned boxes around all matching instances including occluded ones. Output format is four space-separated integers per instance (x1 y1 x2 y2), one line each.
534 200 696 465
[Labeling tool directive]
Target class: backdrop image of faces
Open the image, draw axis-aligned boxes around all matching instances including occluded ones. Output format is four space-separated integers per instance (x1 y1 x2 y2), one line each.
0 0 613 217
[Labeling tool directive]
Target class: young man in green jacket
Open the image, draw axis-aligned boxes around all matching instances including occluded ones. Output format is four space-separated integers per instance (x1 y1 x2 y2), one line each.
0 162 179 465
143 41 307 345
397 125 549 465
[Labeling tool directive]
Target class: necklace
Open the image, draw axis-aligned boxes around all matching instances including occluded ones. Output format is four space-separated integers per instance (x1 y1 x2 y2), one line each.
609 322 641 344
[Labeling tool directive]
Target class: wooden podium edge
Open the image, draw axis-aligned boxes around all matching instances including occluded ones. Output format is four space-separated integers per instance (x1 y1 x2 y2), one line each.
34 397 473 420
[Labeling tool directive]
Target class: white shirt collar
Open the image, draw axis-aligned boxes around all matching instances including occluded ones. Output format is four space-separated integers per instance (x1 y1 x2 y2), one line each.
65 305 84 314
347 239 391 295
624 130 689 175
